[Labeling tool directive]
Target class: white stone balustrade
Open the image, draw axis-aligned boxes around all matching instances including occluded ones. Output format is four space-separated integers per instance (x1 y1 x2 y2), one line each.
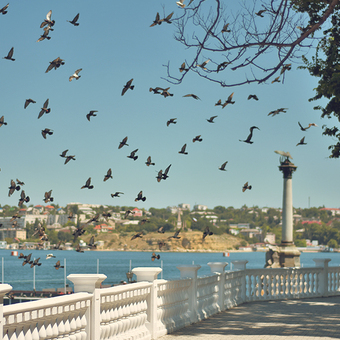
1 259 339 340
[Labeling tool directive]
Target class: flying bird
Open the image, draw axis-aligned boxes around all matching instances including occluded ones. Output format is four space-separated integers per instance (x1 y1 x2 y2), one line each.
73 225 86 241
167 118 177 126
207 115 217 123
151 252 160 261
54 260 64 270
217 62 230 72
127 149 138 161
179 62 189 72
255 9 266 17
38 99 50 119
149 87 164 94
192 135 203 142
104 168 113 181
111 192 124 198
69 69 82 81
22 253 32 266
268 108 287 116
67 13 80 26
88 236 97 250
281 64 292 74
215 99 222 106
196 59 210 70
131 231 143 240
271 76 280 84
248 94 259 101
45 57 65 73
219 161 228 171
156 170 163 183
222 92 235 108
124 210 134 218
46 254 56 260
0 3 9 15
40 10 55 29
239 126 260 144
298 122 318 131
118 136 128 149
160 87 174 98
37 27 51 42
202 226 213 241
24 99 36 109
135 191 146 202
30 258 42 268
176 0 185 8
64 154 76 164
121 79 134 96
43 190 54 203
150 12 162 26
158 226 165 233
76 244 84 253
183 94 200 100
162 12 174 24
158 241 166 250
178 144 188 154
3 47 14 61
81 177 94 189
242 182 252 192
42 128 53 139
18 190 30 207
8 180 20 197
162 164 172 180
145 156 155 166
168 228 181 239
296 137 307 146
0 116 7 127
221 23 230 33
86 110 97 121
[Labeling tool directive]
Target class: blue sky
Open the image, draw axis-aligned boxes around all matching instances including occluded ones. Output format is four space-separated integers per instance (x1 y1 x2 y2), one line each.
0 0 338 211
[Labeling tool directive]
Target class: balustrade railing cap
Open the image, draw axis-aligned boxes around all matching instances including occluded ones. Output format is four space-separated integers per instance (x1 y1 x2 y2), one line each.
207 262 228 274
67 274 107 293
132 267 162 282
313 258 331 267
177 265 201 279
0 283 12 296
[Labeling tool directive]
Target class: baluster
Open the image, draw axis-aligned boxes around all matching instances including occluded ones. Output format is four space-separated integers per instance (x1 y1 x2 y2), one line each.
38 320 47 339
9 329 18 340
16 327 25 340
31 325 39 340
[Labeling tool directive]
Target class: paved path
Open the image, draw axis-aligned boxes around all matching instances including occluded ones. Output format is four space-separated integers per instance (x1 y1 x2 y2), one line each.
160 296 340 340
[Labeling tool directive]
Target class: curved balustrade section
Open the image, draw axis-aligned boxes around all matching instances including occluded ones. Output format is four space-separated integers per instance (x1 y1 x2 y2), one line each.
99 282 152 340
224 270 244 309
197 274 220 320
328 266 340 295
156 278 191 337
3 292 91 340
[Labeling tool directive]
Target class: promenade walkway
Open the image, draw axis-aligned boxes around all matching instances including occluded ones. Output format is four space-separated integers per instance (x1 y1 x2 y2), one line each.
160 296 340 340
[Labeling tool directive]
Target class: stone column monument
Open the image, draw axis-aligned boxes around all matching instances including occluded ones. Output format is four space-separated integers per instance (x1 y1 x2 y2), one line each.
265 151 300 268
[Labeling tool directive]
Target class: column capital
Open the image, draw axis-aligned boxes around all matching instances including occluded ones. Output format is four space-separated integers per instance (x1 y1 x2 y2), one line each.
177 265 201 278
279 159 297 179
207 262 228 274
232 260 248 270
313 258 331 267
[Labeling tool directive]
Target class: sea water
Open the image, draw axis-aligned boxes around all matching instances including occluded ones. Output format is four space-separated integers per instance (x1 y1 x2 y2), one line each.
1 249 339 291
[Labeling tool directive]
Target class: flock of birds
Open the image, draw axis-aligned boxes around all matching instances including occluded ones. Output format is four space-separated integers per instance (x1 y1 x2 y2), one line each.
18 252 64 270
1 2 320 267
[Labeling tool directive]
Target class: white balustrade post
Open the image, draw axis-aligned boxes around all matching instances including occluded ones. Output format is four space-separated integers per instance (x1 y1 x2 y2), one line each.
132 267 162 340
207 262 228 311
177 265 201 323
67 274 107 340
313 259 331 297
0 284 12 339
232 260 248 302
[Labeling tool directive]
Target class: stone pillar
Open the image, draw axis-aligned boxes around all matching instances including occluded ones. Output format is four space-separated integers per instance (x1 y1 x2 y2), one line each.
207 262 228 311
67 274 107 340
232 260 247 302
0 284 12 339
278 158 300 267
132 267 162 339
177 265 201 323
313 258 331 297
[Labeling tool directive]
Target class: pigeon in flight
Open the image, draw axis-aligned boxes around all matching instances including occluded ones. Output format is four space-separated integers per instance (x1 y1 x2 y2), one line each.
183 94 200 100
104 168 113 181
145 156 155 166
111 192 124 198
176 0 185 8
86 110 97 121
160 87 174 98
38 99 50 119
24 99 36 109
179 62 189 72
298 122 317 131
135 191 146 202
221 23 230 33
76 244 84 253
162 164 172 180
156 170 163 182
40 10 55 29
41 128 53 139
296 137 307 146
45 57 65 73
150 12 162 27
219 161 228 171
255 9 266 17
118 136 128 149
202 226 213 241
196 59 210 70
162 12 174 24
271 76 280 83
30 258 42 268
67 13 80 26
122 79 134 96
239 126 260 144
18 190 30 207
3 47 15 61
22 253 32 266
193 135 203 142
127 149 138 161
0 116 7 127
222 92 235 108
179 144 188 154
151 252 160 261
0 3 9 15
168 228 181 239
167 118 177 126
207 115 217 123
37 27 51 42
131 231 144 240
88 236 97 250
43 190 54 203
54 260 64 270
274 150 293 159
69 69 82 81
8 180 20 197
81 177 94 189
248 94 259 101
242 182 252 192
46 254 56 260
